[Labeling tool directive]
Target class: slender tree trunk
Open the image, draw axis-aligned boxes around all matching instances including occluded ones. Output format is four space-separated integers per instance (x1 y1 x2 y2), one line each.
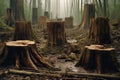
79 4 95 29
103 0 107 16
32 0 38 24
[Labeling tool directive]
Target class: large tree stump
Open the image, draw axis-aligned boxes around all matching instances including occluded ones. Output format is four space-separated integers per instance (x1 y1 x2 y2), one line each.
76 45 118 73
47 21 66 46
0 21 54 70
65 17 73 28
0 40 53 70
89 17 111 44
4 8 15 26
79 4 95 29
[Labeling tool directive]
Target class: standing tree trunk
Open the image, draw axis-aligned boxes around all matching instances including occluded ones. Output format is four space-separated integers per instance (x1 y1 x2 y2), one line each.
4 8 15 26
89 17 111 44
47 21 66 46
32 0 38 24
38 0 42 17
79 4 95 29
10 0 25 21
13 21 35 41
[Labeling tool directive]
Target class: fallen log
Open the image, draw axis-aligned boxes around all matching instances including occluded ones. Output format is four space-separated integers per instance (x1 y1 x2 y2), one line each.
9 69 61 78
8 69 120 79
61 72 120 80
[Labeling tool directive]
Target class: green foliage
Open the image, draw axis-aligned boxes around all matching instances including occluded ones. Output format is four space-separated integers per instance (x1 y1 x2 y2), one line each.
0 0 9 16
0 16 13 31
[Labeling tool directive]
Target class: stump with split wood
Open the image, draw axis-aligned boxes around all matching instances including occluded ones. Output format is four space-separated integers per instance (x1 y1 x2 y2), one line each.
4 8 15 26
0 21 54 70
76 45 118 73
47 21 66 46
89 17 111 44
76 17 118 73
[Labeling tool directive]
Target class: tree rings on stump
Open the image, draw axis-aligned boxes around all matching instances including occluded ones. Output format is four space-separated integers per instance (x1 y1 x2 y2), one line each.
0 40 53 70
76 45 118 73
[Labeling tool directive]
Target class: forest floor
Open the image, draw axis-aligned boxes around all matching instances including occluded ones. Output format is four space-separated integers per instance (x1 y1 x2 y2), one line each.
0 26 120 80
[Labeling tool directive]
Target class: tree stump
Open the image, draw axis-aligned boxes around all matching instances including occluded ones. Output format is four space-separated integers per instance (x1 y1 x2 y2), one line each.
38 16 48 30
65 17 73 28
0 21 54 70
47 21 66 46
4 8 15 26
76 45 118 73
89 17 111 44
0 40 53 70
79 4 95 29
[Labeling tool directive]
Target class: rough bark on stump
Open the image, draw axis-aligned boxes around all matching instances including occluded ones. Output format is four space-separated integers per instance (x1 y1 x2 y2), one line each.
65 17 73 28
4 8 15 26
0 40 53 70
47 21 66 46
89 17 111 44
79 4 95 29
0 21 54 70
13 21 38 42
75 45 118 73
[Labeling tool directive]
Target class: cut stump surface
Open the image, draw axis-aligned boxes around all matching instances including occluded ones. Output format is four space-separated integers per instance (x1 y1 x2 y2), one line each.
0 40 53 70
76 45 118 73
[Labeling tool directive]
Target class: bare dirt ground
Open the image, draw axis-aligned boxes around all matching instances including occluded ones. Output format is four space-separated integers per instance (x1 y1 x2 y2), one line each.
0 26 120 80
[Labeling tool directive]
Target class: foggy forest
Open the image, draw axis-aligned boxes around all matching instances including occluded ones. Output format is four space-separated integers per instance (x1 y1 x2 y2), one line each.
0 0 120 80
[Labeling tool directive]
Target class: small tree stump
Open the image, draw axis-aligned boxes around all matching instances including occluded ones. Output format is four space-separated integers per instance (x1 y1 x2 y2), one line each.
65 17 73 28
38 16 48 30
0 40 53 70
47 21 66 46
89 17 111 44
76 45 118 73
